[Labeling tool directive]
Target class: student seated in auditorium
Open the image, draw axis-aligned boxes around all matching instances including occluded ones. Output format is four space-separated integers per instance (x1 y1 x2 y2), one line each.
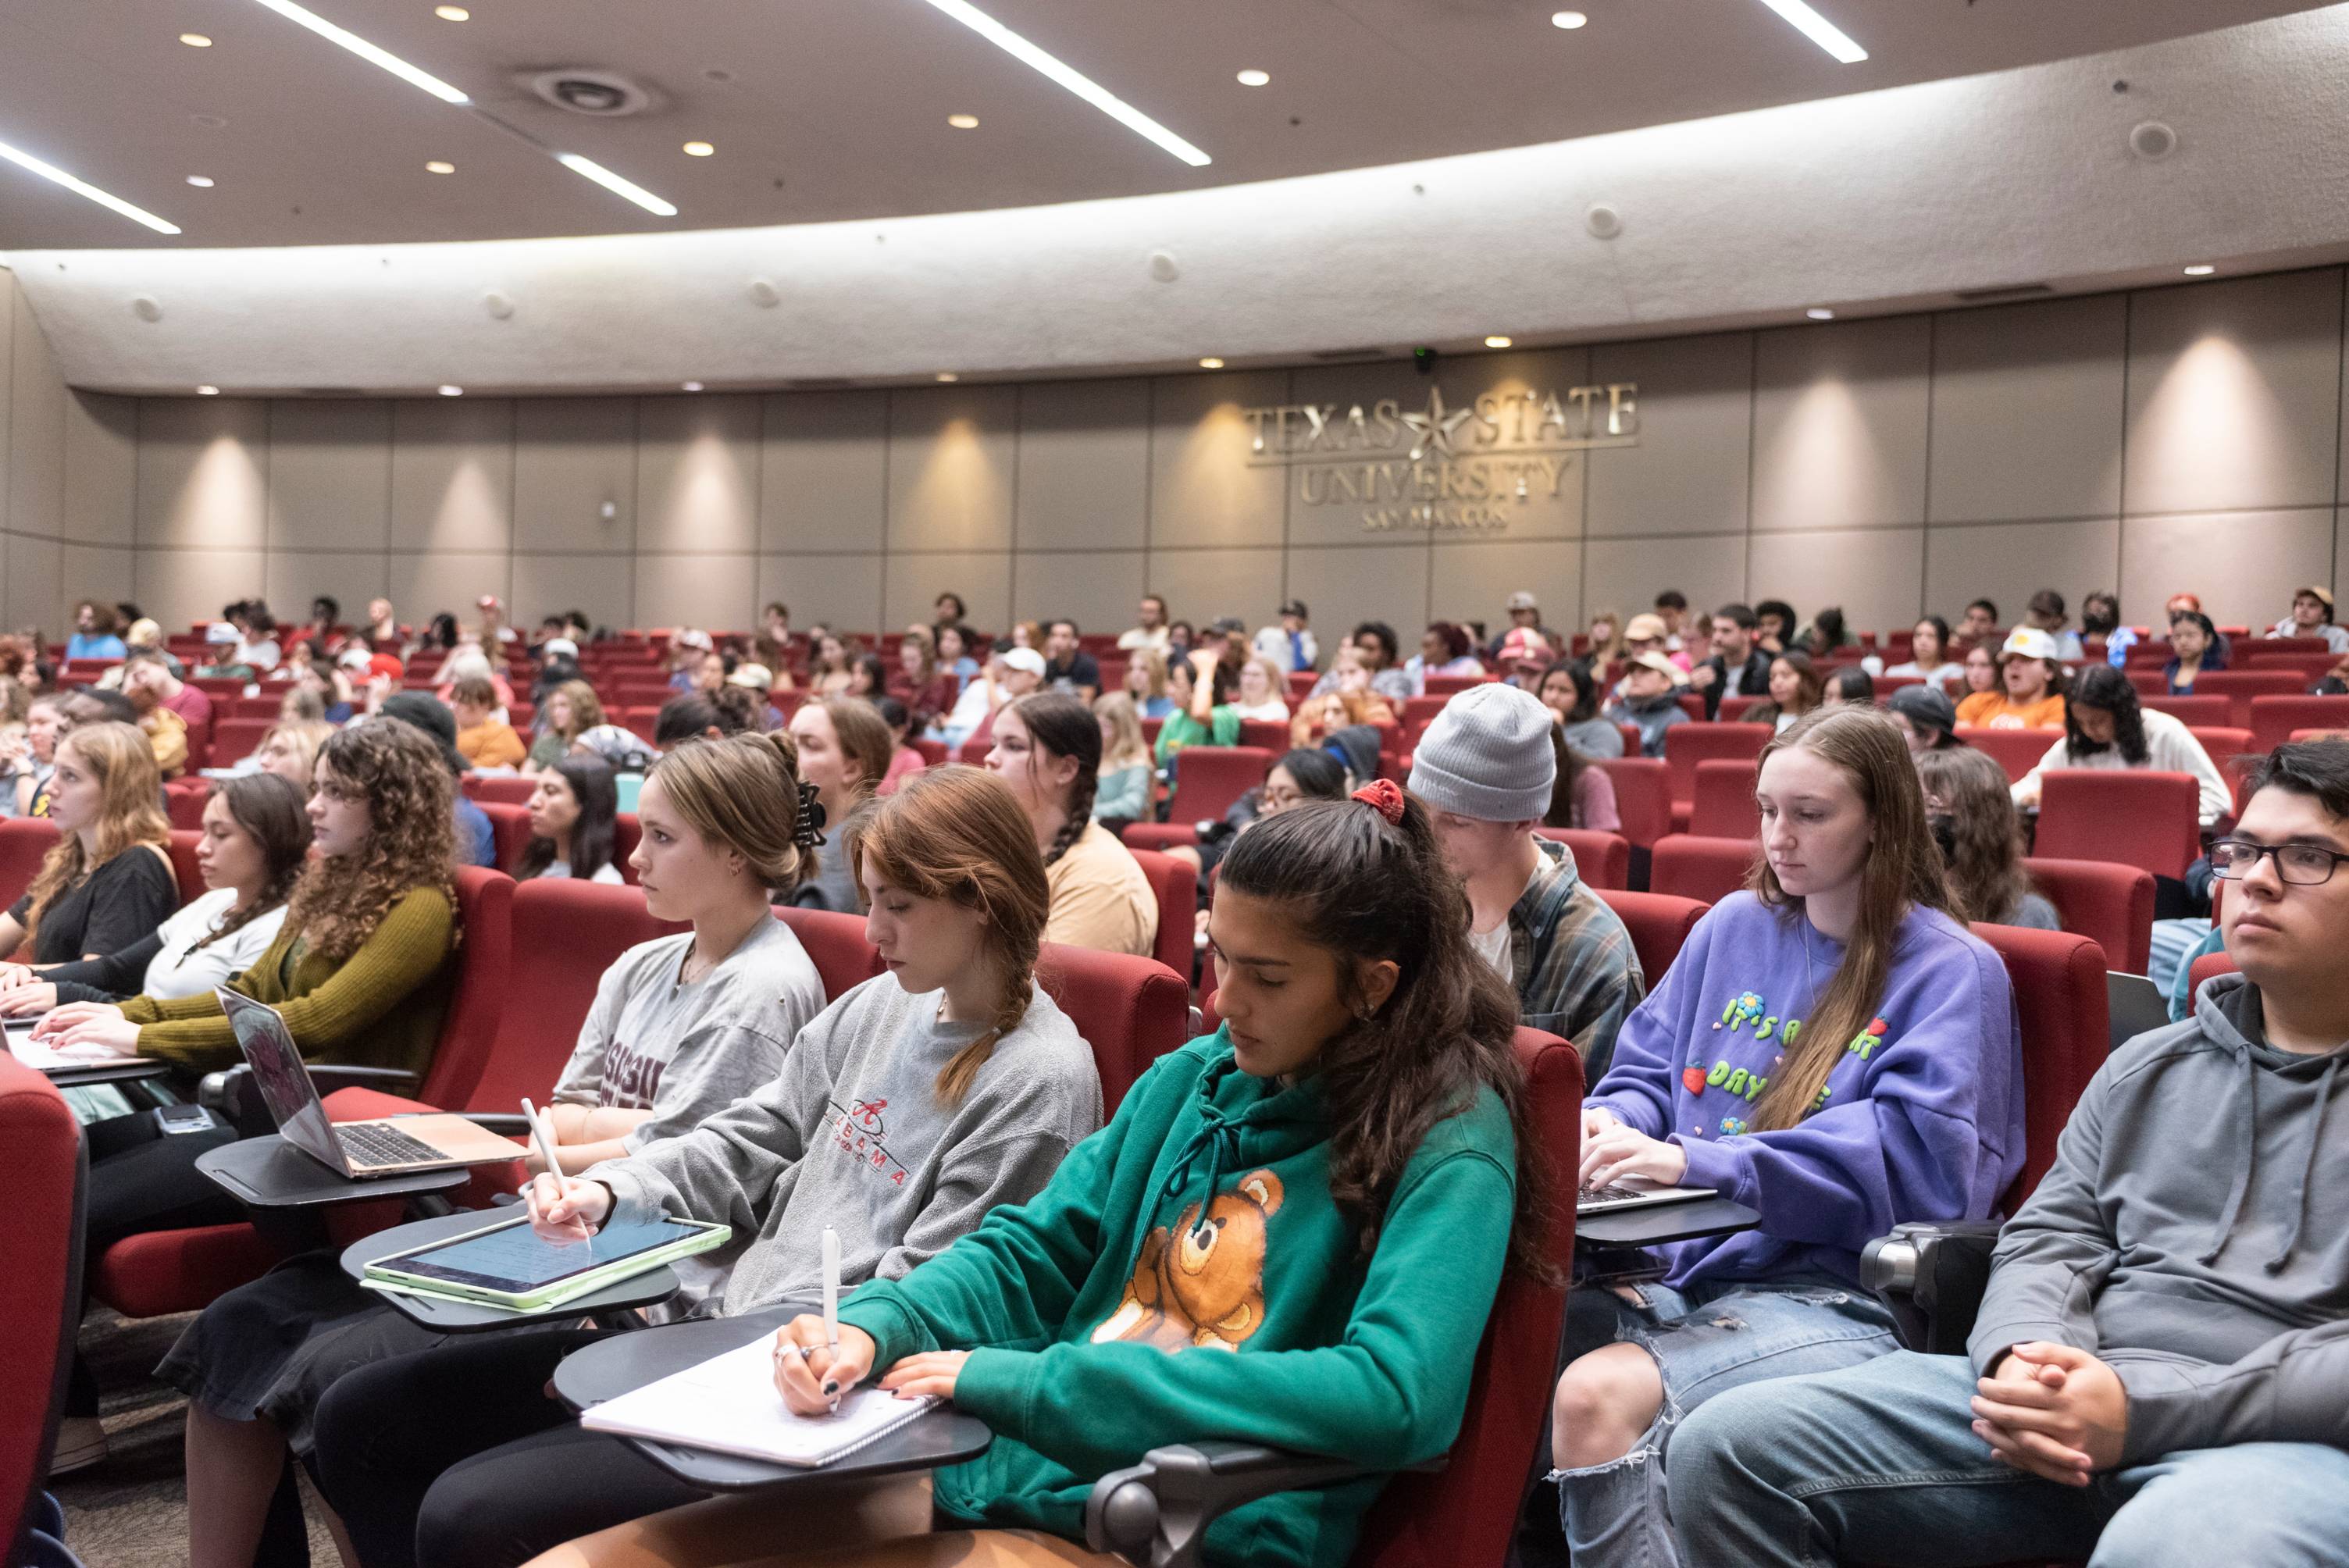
484 775 1535 1568
166 732 830 1567
1885 683 1962 755
513 756 625 884
1545 721 1621 835
1956 637 1999 709
1253 596 1319 672
1487 587 1559 659
1602 650 1688 758
1542 658 1625 759
5 693 66 818
1414 683 1641 1074
1039 618 1101 702
67 678 188 780
310 768 1103 1568
1288 686 1392 756
1495 625 1556 693
1688 602 1775 718
0 773 308 1017
1538 707 2023 1568
1167 747 1349 932
65 598 129 662
1116 644 1174 720
36 719 463 1474
1153 646 1242 772
1616 611 1691 683
1956 626 2069 730
2164 608 2225 693
2022 588 2087 662
1225 653 1292 723
251 717 336 789
1917 745 2058 930
1824 665 1877 707
380 691 497 868
889 628 957 729
936 644 1043 757
1406 618 1487 694
1670 737 2349 1568
785 696 889 914
1884 615 1966 694
872 697 928 796
1089 693 1153 827
2266 583 2349 654
0 721 178 991
450 673 528 770
524 679 604 773
1751 599 1796 657
2012 665 2233 828
123 644 215 737
655 692 747 750
1746 650 1829 733
1117 591 1172 654
1338 618 1417 704
987 692 1159 958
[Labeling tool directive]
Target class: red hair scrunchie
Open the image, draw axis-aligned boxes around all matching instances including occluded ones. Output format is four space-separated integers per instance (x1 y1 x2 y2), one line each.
1351 778 1407 825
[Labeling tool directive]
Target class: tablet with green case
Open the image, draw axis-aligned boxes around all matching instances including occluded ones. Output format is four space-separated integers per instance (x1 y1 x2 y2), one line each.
363 1213 730 1312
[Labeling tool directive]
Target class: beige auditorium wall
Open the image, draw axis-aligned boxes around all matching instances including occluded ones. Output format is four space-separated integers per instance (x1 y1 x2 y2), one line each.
9 263 2349 642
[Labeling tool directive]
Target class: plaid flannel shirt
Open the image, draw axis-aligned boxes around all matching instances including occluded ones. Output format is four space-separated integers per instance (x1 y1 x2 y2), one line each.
1510 837 1644 1082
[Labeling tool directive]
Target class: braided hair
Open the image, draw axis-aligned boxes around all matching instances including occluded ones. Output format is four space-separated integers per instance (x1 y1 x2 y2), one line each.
193 773 312 951
1006 692 1099 867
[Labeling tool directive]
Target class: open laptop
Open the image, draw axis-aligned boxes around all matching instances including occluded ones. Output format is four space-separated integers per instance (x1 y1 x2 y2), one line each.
2108 971 2176 1053
219 989 516 1177
1577 1178 1718 1217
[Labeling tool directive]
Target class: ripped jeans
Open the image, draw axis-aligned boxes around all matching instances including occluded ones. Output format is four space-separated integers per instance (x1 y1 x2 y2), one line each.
1550 1274 1898 1568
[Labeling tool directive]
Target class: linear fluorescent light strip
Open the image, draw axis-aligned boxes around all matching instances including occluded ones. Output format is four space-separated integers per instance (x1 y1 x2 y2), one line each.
1752 0 1867 63
245 0 470 101
913 0 1210 166
555 153 679 216
0 137 180 233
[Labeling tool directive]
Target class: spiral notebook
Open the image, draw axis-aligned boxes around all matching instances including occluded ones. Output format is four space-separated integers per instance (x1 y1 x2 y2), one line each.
580 1334 937 1468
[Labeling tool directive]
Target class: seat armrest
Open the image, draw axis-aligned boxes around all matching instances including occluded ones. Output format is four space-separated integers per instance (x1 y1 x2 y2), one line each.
1084 1441 1432 1568
199 1063 422 1133
1861 1221 2002 1354
464 1112 533 1135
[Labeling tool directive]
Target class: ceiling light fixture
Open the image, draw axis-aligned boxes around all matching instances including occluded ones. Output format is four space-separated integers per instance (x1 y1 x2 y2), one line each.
243 0 470 102
682 140 715 156
180 32 213 46
186 174 216 187
196 385 221 395
682 381 704 391
911 0 1210 166
433 4 469 17
1235 69 1268 86
438 383 464 396
1751 0 1867 63
425 159 454 173
1806 307 1836 319
1198 357 1224 369
2183 264 2216 276
554 152 678 216
946 113 978 129
1550 11 1588 28
1484 335 1513 348
935 372 960 382
0 138 181 233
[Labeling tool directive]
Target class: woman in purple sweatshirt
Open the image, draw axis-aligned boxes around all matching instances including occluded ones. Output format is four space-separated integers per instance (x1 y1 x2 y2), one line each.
1545 706 2025 1568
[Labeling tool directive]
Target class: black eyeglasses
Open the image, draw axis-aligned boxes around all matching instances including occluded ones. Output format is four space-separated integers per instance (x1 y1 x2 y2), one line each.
2209 839 2349 886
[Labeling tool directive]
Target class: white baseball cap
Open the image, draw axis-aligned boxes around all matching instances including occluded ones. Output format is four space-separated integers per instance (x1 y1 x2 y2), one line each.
1000 647 1047 677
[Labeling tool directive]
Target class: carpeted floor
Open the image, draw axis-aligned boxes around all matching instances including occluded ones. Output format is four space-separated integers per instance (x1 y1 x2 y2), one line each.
51 1306 345 1568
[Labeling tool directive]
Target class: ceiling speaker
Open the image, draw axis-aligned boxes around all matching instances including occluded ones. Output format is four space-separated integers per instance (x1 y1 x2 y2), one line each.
526 69 657 117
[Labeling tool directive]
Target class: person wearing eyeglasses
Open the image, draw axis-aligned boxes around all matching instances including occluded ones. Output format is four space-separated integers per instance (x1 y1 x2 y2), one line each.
1667 738 2349 1568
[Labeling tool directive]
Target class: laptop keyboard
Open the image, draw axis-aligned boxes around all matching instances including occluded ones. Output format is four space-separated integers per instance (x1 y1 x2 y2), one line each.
339 1122 447 1169
1579 1183 1681 1209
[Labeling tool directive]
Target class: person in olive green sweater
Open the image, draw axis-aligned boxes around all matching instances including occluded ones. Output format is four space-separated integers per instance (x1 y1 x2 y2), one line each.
534 778 1549 1568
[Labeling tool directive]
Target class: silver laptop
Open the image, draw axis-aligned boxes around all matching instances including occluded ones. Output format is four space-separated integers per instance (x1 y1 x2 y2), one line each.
1577 1178 1718 1217
2107 971 2175 1052
219 989 515 1177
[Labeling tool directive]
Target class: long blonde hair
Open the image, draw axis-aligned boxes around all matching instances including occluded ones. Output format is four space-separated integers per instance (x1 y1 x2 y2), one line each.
544 679 604 741
22 722 169 948
848 768 1048 1107
1744 707 1951 1132
1093 692 1150 772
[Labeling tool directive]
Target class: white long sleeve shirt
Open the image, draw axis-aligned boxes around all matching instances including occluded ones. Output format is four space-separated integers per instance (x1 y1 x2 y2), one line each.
2013 708 2234 826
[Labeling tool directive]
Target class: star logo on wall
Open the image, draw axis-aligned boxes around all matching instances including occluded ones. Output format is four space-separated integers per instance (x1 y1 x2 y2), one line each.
1399 387 1475 461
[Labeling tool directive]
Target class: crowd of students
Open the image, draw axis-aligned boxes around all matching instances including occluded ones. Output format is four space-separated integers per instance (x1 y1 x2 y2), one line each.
12 574 2349 1568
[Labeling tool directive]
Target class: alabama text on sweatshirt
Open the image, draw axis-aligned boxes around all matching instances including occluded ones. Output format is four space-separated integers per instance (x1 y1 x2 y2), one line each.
1588 892 2023 1288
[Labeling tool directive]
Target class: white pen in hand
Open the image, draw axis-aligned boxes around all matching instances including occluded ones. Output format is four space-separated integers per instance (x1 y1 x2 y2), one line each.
821 1224 842 1412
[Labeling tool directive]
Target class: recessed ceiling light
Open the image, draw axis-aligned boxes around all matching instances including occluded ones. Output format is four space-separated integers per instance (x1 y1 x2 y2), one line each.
1485 335 1513 348
935 372 960 383
0 138 181 233
681 380 704 391
425 159 455 173
2183 264 2216 276
437 383 463 396
186 175 216 187
433 4 469 18
196 385 220 396
914 0 1210 166
1235 69 1269 87
946 113 979 130
244 0 470 102
180 32 213 46
1806 307 1836 319
1198 357 1224 369
682 141 715 157
1550 11 1588 28
554 152 677 216
1752 0 1868 63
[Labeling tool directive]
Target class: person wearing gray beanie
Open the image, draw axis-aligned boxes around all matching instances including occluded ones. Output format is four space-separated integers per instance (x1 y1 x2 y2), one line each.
1410 683 1642 1077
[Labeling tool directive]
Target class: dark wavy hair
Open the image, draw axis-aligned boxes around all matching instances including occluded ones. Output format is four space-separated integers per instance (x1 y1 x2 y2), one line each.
2065 665 2148 765
286 719 459 962
194 773 313 951
1544 658 1601 724
1424 621 1474 662
1218 792 1553 1282
514 756 619 882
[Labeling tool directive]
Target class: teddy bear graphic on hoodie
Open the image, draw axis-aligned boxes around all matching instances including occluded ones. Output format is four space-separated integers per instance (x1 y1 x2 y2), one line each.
1089 1169 1285 1352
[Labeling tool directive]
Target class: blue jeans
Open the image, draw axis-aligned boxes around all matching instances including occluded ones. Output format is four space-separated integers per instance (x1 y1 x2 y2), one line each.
1670 1349 2349 1566
1551 1277 1898 1568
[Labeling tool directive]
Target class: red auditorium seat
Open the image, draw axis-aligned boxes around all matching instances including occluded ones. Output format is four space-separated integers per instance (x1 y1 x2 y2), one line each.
1617 722 1643 757
2247 694 2349 754
1955 726 2057 784
2187 947 2240 1008
1401 695 1449 743
1237 719 1289 753
167 829 206 903
1535 827 1630 891
1650 835 1755 906
1662 723 1770 829
1167 746 1273 825
1686 757 1760 839
2125 670 2167 698
477 800 533 873
1121 823 1200 853
2241 650 2339 682
0 817 60 918
462 775 538 807
209 716 273 768
1285 671 1318 704
2192 670 2304 728
1677 693 1707 724
613 813 642 882
1594 888 1709 983
1124 848 1199 984
167 780 212 831
1716 696 1763 723
1035 943 1192 1114
2140 694 2231 728
2019 857 2155 974
1969 925 2108 1207
0 1055 80 1561
1423 673 1485 697
2033 771 2201 879
773 906 886 1000
1593 757 1670 850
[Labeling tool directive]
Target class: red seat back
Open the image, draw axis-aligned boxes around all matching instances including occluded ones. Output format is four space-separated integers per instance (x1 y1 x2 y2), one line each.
1236 719 1289 753
462 774 538 807
209 716 274 767
2020 857 2155 974
1650 835 1756 906
1968 924 2108 1210
1663 724 1771 807
2187 948 2240 1008
1167 746 1274 825
476 801 534 875
2192 670 2305 727
613 814 642 882
1120 822 1199 854
2140 695 2231 729
1592 757 1670 850
1354 1027 1579 1568
1594 888 1709 983
0 818 59 917
1535 828 1630 891
1035 943 1192 1115
1422 673 1485 697
1716 695 1763 724
166 779 212 830
2034 771 2201 879
2242 650 2339 682
1955 726 2058 784
1124 848 1199 982
167 829 207 903
774 906 886 1000
411 866 517 1110
1686 757 1759 839
2247 694 2349 754
0 1057 80 1560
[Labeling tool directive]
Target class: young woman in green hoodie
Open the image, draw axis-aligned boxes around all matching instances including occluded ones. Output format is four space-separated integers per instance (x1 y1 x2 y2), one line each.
531 776 1549 1568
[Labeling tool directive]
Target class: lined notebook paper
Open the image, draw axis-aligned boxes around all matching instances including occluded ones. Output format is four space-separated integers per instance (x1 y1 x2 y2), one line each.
7 1032 153 1073
580 1335 937 1468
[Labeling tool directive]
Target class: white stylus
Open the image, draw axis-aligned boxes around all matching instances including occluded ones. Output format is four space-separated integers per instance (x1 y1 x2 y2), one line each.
520 1096 564 1184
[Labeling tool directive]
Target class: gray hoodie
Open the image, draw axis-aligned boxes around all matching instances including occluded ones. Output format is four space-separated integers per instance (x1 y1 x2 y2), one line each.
1969 974 2349 1463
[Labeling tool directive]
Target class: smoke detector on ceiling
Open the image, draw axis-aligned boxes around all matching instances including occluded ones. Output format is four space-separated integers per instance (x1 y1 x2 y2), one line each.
526 69 658 117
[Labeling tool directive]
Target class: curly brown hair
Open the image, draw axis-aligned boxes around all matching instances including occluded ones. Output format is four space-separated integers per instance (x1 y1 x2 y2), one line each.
284 719 460 962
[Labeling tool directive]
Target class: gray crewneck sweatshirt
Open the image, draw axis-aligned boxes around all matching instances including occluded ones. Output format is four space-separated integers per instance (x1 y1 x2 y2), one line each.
1970 973 2349 1463
593 973 1103 1317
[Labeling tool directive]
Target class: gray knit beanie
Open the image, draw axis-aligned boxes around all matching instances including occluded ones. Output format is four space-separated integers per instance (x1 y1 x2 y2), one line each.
1408 683 1557 822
